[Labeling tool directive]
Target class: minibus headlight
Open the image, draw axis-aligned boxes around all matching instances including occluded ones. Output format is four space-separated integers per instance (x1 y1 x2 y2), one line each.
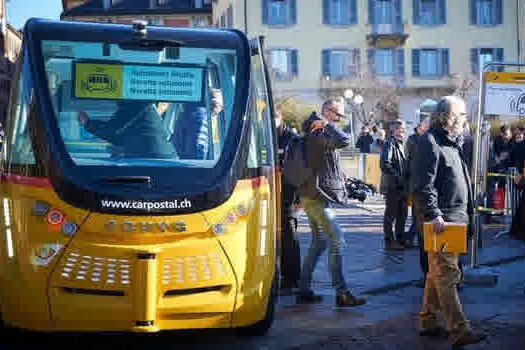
31 201 78 237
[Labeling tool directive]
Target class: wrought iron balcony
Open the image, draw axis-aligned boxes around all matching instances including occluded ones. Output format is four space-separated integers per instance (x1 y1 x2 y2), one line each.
366 23 409 46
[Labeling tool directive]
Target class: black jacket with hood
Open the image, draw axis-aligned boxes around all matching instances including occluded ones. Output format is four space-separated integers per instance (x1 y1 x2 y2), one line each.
413 127 475 238
298 112 351 204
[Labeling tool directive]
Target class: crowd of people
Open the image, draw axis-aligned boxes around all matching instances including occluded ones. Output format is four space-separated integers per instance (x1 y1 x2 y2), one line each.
274 94 525 348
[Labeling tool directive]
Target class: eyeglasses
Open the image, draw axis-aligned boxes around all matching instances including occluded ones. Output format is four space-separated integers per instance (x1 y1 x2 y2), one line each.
326 108 349 119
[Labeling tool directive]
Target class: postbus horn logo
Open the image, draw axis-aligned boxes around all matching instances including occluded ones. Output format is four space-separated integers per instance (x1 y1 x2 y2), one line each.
82 67 118 93
509 93 525 114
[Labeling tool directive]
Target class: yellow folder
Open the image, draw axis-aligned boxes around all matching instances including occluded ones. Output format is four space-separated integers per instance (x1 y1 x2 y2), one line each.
423 222 467 253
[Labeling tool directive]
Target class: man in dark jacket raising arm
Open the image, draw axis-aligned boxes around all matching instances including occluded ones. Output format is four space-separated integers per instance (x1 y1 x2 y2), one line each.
415 95 486 348
296 99 366 308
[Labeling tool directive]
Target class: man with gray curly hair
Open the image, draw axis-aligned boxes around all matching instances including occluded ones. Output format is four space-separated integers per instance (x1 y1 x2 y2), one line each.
414 95 487 347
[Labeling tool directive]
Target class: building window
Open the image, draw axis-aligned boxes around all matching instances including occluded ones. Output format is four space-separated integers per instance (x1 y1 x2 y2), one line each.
369 0 404 30
323 0 357 26
146 17 163 25
195 0 204 8
375 49 394 76
322 49 360 79
412 48 449 78
368 48 405 84
413 0 446 25
267 49 298 80
191 16 209 27
103 0 110 9
220 14 226 27
470 48 504 73
470 0 502 25
261 0 297 26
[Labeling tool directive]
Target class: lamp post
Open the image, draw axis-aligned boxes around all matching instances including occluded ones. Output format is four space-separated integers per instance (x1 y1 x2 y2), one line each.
342 89 366 147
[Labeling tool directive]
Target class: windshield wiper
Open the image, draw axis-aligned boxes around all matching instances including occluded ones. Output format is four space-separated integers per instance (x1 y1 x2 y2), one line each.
98 176 152 184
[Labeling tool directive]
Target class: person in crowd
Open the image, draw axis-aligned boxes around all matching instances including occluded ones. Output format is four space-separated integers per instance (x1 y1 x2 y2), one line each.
510 125 524 172
296 99 366 308
415 95 487 347
380 119 407 251
77 100 175 158
509 125 525 242
461 122 474 174
509 172 525 241
171 89 224 160
371 128 386 153
275 106 302 293
405 100 437 284
405 103 434 249
356 124 374 153
492 124 513 171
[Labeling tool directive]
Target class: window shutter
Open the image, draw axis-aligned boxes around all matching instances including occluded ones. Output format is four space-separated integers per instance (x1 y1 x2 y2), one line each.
495 48 504 61
493 0 502 25
495 48 504 72
367 49 376 75
368 0 374 24
442 48 450 76
322 49 331 77
323 0 330 24
470 48 479 74
289 0 297 25
412 49 420 77
394 0 402 26
350 0 358 25
469 0 476 25
438 0 446 25
291 49 299 77
396 49 405 76
413 0 420 25
262 0 269 24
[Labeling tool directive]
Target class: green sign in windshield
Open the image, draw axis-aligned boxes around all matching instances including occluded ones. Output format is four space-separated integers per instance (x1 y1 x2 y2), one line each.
74 62 204 102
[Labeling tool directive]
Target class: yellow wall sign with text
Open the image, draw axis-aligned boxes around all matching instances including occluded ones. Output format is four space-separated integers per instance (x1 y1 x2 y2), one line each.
484 71 525 116
75 63 123 99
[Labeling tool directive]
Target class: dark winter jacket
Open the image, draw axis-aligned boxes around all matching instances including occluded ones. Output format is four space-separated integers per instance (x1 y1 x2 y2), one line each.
298 112 351 204
85 102 174 158
356 133 374 153
414 127 475 238
380 136 406 194
404 131 421 194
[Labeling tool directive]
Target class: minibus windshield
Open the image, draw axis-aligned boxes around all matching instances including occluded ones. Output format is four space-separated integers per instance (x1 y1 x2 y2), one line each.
40 40 238 169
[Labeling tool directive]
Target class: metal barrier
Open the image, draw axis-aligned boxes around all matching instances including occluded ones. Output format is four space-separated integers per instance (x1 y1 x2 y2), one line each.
475 169 518 241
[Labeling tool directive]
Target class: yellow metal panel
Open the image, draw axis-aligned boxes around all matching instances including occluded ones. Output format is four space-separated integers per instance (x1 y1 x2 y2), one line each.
484 71 525 84
364 154 381 192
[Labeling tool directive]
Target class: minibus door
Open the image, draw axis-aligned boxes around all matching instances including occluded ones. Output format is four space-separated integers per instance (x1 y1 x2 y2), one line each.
248 37 280 264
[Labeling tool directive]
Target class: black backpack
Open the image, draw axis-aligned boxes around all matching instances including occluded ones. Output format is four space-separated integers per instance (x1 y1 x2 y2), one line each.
282 136 316 188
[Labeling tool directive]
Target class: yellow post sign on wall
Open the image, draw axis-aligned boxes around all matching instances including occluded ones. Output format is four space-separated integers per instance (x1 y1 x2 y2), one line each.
75 63 123 99
484 71 525 116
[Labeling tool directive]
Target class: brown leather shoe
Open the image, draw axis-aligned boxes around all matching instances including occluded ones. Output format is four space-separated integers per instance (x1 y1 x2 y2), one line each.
452 330 487 348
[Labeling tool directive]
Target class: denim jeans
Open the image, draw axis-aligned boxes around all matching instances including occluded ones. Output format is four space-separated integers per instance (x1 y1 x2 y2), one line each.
299 197 348 294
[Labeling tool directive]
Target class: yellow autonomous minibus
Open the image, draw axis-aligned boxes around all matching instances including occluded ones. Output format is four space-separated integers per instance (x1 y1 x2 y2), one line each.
0 18 280 335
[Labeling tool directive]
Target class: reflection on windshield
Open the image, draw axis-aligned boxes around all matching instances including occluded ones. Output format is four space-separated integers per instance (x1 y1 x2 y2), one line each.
42 40 236 168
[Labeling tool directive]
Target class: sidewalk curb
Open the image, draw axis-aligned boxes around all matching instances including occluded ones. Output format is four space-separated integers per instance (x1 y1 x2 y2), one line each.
361 252 525 296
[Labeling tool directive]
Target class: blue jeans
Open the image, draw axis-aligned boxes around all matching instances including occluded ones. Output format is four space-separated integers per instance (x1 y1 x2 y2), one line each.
299 197 348 294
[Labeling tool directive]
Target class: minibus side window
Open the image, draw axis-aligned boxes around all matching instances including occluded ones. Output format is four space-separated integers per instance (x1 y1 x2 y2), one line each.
6 47 36 170
246 53 274 169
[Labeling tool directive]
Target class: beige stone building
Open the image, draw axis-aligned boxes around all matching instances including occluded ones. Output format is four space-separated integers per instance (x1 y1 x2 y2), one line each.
213 0 524 126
